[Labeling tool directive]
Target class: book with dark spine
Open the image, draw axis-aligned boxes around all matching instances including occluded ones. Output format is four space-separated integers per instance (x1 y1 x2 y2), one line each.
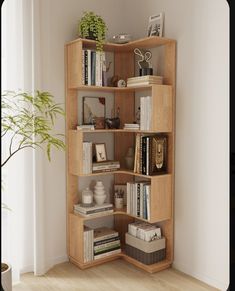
91 51 96 85
148 135 167 175
142 136 147 175
137 183 140 217
84 50 88 85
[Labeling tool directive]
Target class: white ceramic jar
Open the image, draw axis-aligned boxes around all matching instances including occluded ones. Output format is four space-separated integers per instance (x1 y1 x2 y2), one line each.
94 181 106 206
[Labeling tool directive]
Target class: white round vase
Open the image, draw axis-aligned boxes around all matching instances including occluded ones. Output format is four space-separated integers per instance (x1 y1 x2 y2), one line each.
94 181 106 206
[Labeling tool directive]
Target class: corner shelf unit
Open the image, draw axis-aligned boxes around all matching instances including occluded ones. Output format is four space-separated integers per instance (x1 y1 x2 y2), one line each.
65 36 176 273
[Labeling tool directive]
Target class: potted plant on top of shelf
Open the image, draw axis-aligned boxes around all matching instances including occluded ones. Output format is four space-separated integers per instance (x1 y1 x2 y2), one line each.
77 11 108 51
1 90 65 291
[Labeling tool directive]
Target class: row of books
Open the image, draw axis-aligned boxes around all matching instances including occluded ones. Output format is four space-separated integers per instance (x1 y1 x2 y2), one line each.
82 49 105 86
128 221 161 242
83 226 121 263
126 181 151 220
74 203 114 217
134 133 167 175
127 75 163 87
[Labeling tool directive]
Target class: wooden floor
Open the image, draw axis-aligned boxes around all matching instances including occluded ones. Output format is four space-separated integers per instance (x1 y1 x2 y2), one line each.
13 260 219 291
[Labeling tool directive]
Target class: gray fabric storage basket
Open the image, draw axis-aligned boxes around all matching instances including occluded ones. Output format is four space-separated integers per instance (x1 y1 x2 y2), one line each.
125 244 166 265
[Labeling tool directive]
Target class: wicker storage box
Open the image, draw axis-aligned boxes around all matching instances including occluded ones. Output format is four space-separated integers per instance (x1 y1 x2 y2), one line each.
125 233 166 265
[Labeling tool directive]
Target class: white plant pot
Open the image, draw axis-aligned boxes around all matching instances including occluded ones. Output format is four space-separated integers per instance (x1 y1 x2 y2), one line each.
1 263 12 291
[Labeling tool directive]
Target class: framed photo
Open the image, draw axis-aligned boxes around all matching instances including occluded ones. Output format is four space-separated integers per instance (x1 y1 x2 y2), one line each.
114 184 127 206
83 96 106 129
95 143 107 162
147 13 164 37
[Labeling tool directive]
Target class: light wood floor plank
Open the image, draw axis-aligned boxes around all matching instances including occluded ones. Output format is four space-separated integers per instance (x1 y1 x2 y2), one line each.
13 260 219 291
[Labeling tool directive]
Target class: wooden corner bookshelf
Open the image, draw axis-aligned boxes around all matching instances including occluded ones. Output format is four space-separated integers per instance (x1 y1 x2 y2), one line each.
65 36 176 273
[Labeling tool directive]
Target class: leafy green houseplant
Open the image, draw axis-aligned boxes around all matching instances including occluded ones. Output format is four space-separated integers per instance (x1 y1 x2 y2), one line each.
1 90 65 289
78 11 107 51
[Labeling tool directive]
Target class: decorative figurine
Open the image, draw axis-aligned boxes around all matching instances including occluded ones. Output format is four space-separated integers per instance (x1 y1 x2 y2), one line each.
105 107 120 129
94 181 106 206
134 47 153 76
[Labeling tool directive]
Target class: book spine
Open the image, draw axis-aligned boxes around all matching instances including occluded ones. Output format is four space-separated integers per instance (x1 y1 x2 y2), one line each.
82 50 85 85
92 164 120 170
94 242 120 253
91 51 96 85
94 233 119 243
142 136 147 175
94 248 121 260
126 182 130 214
75 209 114 217
146 136 150 175
137 183 140 217
94 236 120 247
92 168 119 173
87 49 91 86
84 50 88 85
143 186 147 219
140 183 144 218
95 51 101 86
146 184 151 220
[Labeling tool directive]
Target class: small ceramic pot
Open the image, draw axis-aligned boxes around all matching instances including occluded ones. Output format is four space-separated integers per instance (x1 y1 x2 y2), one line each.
115 197 124 209
94 194 106 206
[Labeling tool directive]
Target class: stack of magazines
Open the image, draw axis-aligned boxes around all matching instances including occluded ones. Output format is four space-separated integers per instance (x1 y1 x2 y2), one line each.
74 203 114 217
92 160 120 173
93 227 121 260
123 123 140 130
127 75 163 87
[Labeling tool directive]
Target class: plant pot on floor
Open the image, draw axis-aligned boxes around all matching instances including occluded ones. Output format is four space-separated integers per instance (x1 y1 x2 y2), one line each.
1 262 12 291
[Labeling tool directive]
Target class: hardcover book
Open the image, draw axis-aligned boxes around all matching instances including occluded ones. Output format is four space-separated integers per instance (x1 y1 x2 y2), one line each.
149 135 167 175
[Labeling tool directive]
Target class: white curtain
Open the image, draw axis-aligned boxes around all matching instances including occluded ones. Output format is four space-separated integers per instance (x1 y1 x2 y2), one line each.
1 0 47 283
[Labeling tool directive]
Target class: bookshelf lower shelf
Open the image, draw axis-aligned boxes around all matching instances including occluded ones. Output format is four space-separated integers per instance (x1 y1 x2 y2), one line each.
69 253 172 273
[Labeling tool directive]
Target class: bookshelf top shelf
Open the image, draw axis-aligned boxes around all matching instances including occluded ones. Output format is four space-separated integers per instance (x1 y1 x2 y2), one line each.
66 36 176 52
70 84 171 91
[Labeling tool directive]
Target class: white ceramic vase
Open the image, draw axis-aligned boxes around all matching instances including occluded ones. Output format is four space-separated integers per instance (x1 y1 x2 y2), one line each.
94 181 106 206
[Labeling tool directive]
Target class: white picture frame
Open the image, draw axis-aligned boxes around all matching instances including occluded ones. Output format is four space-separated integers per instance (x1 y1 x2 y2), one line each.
147 13 164 37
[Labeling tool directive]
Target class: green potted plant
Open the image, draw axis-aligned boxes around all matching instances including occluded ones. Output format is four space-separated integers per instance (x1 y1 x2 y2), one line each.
78 11 107 51
1 90 65 290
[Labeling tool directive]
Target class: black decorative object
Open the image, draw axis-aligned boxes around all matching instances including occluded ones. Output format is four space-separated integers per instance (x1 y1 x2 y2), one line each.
139 68 153 76
105 107 120 129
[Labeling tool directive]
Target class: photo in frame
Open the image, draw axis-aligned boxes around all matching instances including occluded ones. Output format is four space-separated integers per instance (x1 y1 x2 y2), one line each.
94 143 107 162
82 96 106 129
147 13 164 37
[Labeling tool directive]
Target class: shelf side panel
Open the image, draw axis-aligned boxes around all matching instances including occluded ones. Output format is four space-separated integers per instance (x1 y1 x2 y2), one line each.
114 214 135 247
69 214 84 263
150 175 172 222
67 41 83 88
68 130 83 175
151 85 173 132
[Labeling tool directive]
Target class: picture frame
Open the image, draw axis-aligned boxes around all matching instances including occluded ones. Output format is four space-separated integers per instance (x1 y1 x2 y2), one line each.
94 143 107 162
114 184 127 206
82 96 106 129
147 13 164 37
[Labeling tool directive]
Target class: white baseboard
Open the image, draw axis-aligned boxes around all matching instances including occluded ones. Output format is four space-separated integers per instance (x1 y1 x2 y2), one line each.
20 254 69 276
172 261 228 291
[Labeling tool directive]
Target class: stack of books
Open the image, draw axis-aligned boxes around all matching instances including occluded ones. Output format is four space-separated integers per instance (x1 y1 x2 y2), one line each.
140 96 152 130
93 227 121 260
82 49 106 86
77 124 95 130
83 142 92 174
134 134 167 176
92 160 120 173
126 181 151 220
127 75 163 87
83 226 94 263
128 222 161 242
74 203 114 217
123 123 140 130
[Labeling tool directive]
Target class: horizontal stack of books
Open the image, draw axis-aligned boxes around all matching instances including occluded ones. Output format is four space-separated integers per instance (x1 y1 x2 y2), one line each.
126 75 163 87
83 142 92 174
74 203 114 217
83 226 94 263
82 49 105 86
140 96 152 131
92 160 120 173
93 227 121 260
77 124 95 130
128 222 161 241
134 133 167 175
123 123 140 130
126 181 151 220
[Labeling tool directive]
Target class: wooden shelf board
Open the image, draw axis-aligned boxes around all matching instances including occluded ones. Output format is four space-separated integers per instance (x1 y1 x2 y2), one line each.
66 36 176 52
69 253 172 273
77 129 171 133
69 84 171 91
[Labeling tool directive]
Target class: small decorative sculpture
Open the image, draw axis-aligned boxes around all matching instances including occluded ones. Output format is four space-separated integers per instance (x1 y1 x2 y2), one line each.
94 181 106 206
105 107 120 129
134 47 153 76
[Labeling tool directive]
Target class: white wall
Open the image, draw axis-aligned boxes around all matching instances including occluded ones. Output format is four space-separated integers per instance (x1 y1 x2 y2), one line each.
121 0 229 290
37 0 229 289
